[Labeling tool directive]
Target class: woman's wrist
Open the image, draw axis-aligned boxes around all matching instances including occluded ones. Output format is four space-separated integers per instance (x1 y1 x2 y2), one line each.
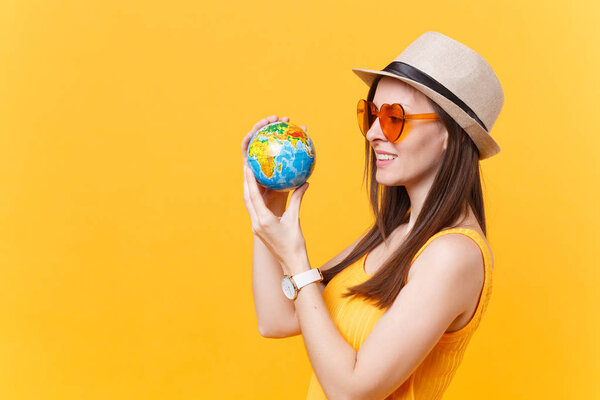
282 248 311 276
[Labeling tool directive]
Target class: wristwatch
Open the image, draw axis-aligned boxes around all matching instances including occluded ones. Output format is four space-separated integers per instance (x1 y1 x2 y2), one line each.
281 268 323 301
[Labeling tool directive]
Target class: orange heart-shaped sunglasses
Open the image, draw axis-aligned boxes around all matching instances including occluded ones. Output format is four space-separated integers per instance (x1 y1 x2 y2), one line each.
357 99 440 143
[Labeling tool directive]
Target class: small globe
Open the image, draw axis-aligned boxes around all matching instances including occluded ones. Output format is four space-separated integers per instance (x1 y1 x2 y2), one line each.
247 121 316 191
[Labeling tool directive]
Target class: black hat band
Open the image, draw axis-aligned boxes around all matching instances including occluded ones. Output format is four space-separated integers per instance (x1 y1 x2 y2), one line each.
382 61 488 132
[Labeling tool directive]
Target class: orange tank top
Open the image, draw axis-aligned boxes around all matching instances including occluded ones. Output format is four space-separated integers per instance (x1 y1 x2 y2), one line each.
305 228 494 399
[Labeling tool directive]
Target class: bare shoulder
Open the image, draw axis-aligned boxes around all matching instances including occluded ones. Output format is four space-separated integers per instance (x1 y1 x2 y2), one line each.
406 233 485 316
426 233 484 266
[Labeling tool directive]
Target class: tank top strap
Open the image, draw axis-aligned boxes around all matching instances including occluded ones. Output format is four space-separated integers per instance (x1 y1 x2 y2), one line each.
405 227 492 285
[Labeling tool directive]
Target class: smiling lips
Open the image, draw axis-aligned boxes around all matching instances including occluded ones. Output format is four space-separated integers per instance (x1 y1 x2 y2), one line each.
374 149 398 160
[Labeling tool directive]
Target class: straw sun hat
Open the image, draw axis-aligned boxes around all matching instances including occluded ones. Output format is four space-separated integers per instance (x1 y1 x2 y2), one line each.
352 31 504 160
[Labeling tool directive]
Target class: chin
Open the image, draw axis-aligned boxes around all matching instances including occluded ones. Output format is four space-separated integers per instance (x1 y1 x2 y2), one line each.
375 169 404 187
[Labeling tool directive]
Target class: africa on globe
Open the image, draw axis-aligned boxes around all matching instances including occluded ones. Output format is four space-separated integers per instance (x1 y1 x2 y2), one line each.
246 121 316 191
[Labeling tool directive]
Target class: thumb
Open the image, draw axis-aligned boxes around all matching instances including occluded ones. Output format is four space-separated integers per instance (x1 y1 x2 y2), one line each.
287 182 310 219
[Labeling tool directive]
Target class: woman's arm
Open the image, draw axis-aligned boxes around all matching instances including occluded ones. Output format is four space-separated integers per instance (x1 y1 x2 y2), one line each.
265 232 369 338
243 114 305 338
252 198 300 338
283 234 479 400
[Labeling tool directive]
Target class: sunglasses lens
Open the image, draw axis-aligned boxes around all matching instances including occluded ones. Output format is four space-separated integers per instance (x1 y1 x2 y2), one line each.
357 99 370 136
380 103 405 142
357 100 406 142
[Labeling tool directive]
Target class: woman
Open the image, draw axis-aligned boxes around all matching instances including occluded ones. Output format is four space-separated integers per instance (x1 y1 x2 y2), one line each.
242 31 503 400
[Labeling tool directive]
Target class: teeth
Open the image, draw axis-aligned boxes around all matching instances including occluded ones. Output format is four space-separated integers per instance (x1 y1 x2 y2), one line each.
376 154 398 160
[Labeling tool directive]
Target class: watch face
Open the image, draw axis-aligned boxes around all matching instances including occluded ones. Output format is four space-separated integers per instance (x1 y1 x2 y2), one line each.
281 276 296 300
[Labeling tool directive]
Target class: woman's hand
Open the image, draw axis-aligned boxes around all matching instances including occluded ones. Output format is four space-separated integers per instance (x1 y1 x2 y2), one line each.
241 115 307 216
242 115 310 270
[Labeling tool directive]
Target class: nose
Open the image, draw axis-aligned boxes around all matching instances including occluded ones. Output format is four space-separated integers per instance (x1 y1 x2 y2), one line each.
365 118 388 143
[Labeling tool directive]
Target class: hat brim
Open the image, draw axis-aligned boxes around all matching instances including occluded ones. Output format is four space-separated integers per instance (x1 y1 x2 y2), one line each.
352 67 500 160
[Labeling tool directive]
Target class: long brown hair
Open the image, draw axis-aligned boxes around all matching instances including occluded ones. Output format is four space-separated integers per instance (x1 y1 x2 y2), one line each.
320 75 488 309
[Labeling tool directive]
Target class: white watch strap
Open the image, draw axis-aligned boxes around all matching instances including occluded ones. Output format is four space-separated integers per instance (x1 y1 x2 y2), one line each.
292 268 323 290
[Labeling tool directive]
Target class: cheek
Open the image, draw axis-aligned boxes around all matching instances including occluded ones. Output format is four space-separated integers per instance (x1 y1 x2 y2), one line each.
390 134 422 161
390 131 444 173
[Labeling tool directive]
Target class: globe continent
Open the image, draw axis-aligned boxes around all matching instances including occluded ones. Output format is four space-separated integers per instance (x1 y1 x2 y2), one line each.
247 122 316 191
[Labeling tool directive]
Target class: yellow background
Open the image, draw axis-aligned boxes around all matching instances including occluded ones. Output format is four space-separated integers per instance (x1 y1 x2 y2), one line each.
0 0 598 398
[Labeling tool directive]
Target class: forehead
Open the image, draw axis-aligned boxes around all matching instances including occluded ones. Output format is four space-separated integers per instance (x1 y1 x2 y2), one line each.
373 76 421 110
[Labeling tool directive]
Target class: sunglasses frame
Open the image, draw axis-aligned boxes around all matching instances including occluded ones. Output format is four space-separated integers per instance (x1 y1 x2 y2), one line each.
357 99 440 143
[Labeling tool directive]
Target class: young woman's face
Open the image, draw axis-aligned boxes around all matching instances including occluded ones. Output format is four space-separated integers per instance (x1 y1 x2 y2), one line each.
366 76 448 187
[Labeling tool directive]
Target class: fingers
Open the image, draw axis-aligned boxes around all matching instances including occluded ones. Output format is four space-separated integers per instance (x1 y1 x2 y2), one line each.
241 135 252 165
242 165 259 228
285 182 309 221
300 125 307 133
242 115 281 165
252 115 278 132
244 163 272 221
251 115 279 132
